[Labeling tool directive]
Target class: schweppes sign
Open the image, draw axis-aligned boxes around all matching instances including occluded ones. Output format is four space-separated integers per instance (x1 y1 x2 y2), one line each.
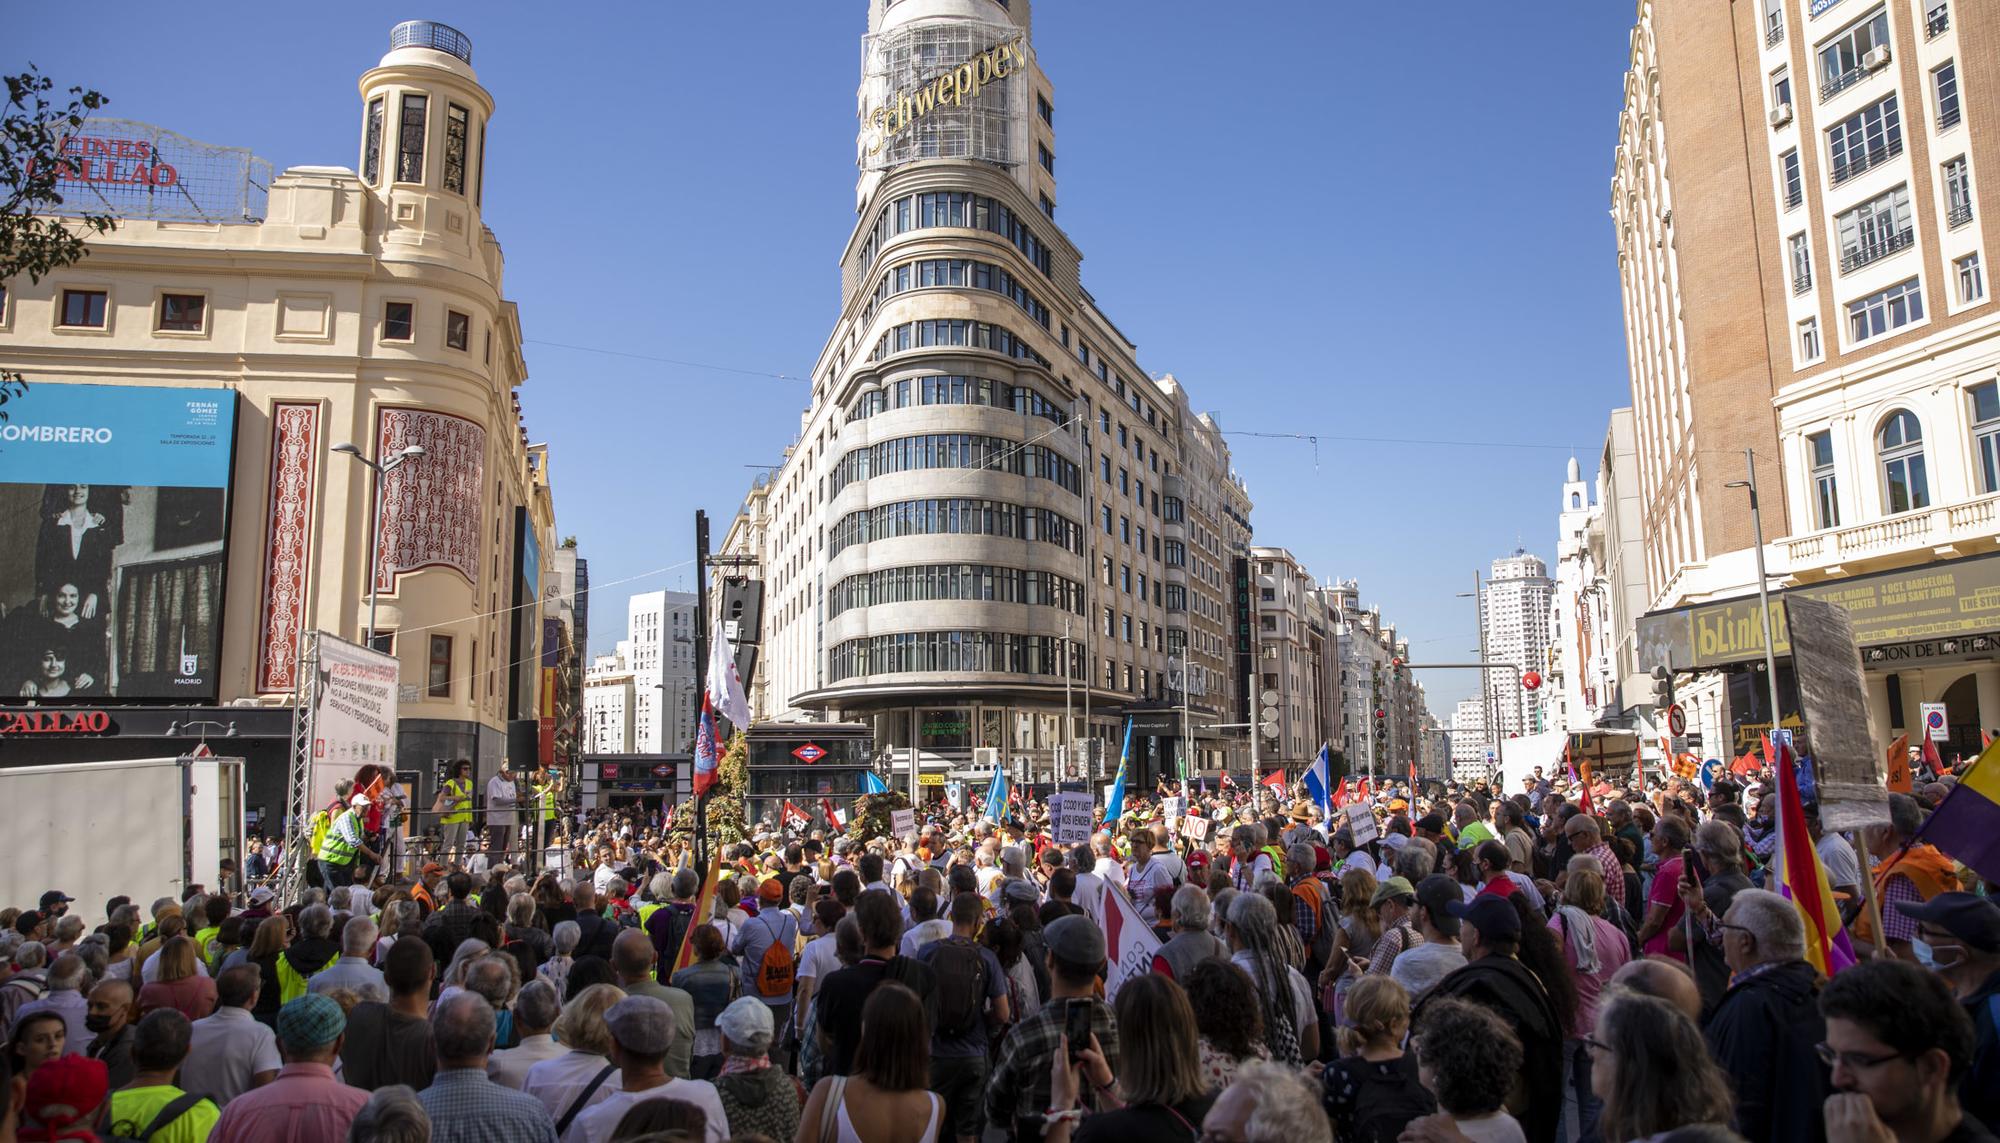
868 35 1027 155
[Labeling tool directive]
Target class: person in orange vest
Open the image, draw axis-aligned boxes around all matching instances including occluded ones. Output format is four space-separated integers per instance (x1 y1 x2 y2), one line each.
1854 792 1961 959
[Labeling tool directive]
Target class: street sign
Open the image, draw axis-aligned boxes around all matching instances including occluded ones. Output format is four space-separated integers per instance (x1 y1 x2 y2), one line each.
1670 735 1689 755
791 742 827 763
1666 703 1687 737
1921 702 1949 742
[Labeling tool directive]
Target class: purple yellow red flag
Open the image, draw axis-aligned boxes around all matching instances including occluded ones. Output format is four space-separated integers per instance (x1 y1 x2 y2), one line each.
1914 736 2000 886
1772 726 1856 977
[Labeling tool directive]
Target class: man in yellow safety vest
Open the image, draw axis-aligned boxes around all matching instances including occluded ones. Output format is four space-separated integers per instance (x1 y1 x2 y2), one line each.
435 759 474 864
317 792 381 889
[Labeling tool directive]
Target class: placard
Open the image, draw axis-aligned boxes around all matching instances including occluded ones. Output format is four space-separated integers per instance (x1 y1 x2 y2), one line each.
890 807 916 839
1162 795 1184 821
1921 702 1949 742
309 632 400 808
1785 595 1891 831
1344 801 1379 845
1179 813 1210 842
1050 792 1095 846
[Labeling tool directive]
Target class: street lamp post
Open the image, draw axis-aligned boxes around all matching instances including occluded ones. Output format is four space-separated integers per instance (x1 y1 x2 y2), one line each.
330 442 427 647
1726 448 1786 739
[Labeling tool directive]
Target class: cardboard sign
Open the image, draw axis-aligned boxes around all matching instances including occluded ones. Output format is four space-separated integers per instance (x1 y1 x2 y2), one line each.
1180 814 1210 842
1162 796 1185 821
1344 802 1379 845
1786 595 1891 831
891 808 916 839
1050 792 1095 846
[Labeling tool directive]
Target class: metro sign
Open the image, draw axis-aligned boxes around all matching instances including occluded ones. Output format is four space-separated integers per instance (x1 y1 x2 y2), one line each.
792 742 827 764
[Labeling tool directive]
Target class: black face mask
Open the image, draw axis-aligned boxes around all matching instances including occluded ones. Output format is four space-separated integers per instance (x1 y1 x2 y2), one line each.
84 1014 114 1035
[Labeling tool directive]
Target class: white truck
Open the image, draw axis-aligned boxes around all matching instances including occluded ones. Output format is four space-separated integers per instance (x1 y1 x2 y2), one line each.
0 756 244 926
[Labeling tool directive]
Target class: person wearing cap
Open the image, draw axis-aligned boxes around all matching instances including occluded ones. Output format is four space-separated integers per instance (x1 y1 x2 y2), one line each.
1391 875 1467 1002
729 877 799 1058
1416 894 1563 1143
413 992 556 1143
18 1052 108 1142
986 914 1119 1141
316 792 381 891
710 994 801 1141
37 892 72 925
1360 876 1423 980
211 994 368 1143
1894 891 2000 1127
569 994 728 1143
240 885 276 923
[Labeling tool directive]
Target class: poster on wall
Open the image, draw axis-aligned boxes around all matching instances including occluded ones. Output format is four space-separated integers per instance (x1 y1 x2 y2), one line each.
0 384 236 700
310 632 400 808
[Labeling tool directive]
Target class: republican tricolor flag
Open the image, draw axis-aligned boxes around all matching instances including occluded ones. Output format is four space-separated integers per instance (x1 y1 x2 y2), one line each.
1772 723 1856 978
1914 736 2000 886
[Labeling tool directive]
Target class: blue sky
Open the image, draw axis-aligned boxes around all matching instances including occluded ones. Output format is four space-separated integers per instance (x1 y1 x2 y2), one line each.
18 2 1642 712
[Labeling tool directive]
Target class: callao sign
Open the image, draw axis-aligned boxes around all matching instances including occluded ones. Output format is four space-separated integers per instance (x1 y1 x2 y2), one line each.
0 710 115 735
50 134 180 188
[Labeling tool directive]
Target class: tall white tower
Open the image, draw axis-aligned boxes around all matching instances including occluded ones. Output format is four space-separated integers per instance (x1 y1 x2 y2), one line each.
1480 550 1554 738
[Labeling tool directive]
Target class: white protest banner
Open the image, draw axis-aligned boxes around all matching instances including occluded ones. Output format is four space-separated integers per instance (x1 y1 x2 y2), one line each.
1099 882 1162 1007
1180 813 1210 842
1344 801 1379 845
891 807 916 840
310 632 400 808
1050 792 1095 846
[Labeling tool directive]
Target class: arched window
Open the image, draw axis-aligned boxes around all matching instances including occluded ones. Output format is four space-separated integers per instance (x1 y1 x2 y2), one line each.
1878 410 1930 514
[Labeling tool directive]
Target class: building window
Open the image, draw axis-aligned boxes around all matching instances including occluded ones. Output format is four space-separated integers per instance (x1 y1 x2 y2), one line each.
383 301 414 341
1958 253 1985 303
428 634 452 697
396 93 428 183
1039 193 1055 219
1846 277 1924 341
443 104 469 194
1809 430 1840 527
156 293 204 332
58 289 106 328
1772 66 1793 111
1102 504 1113 534
1800 316 1823 360
1781 149 1803 209
1943 157 1973 227
1935 61 1960 129
363 96 384 184
1927 0 1950 37
1790 233 1813 294
1037 93 1053 125
1038 144 1054 175
1835 184 1914 273
1826 94 1901 184
446 309 470 350
1878 409 1930 513
1818 7 1890 101
475 124 486 207
1969 383 2000 494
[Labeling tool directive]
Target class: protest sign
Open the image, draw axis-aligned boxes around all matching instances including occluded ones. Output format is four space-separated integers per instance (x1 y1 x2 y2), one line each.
1180 814 1210 842
1785 595 1891 831
890 808 916 840
1051 792 1095 846
1344 801 1379 845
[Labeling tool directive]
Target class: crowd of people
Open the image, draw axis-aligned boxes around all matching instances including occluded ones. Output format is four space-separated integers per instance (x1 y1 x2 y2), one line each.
1 756 1996 1143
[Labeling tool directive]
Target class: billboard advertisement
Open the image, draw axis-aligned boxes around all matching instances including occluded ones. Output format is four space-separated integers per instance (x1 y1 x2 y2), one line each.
0 384 237 700
310 633 400 807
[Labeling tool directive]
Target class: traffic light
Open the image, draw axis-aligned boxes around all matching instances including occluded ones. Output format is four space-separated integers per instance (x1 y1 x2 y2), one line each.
1650 665 1675 709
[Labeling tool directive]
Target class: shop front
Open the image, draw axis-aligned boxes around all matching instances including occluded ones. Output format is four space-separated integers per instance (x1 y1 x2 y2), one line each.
581 754 687 814
745 723 874 830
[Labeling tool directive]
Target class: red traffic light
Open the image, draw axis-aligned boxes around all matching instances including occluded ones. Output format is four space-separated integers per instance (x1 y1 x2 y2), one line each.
1522 670 1543 691
1374 709 1386 719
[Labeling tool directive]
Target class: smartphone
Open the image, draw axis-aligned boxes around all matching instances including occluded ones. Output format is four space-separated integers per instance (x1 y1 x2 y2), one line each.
1684 850 1709 886
1064 998 1093 1062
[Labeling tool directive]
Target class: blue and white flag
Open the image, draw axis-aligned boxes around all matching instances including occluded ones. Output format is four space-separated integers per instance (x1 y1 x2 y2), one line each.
860 769 889 795
1102 719 1134 825
982 766 1009 823
1304 744 1334 823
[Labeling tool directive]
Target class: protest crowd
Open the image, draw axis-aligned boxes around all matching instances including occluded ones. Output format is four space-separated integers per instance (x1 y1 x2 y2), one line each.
2 741 1998 1143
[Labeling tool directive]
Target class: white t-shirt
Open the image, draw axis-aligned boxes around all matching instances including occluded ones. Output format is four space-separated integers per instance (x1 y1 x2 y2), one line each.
1125 859 1175 924
1451 1112 1527 1143
1817 832 1862 891
796 932 843 984
1093 856 1126 885
1230 949 1317 1036
568 1078 729 1143
592 863 619 897
900 918 952 957
1073 871 1107 921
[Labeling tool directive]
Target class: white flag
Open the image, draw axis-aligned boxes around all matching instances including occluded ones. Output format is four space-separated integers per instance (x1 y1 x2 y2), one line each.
707 619 751 730
1097 882 1162 1006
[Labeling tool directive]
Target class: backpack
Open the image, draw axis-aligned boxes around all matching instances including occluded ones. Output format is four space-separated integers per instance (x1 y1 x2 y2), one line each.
928 936 991 1039
1327 1057 1437 1143
103 1091 211 1143
754 913 797 999
1295 881 1340 971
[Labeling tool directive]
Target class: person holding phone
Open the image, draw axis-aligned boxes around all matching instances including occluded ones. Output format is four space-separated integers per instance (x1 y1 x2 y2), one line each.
986 916 1119 1142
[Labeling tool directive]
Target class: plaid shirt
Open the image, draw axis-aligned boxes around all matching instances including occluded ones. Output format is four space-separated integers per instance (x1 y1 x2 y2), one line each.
417 1068 557 1143
986 996 1119 1130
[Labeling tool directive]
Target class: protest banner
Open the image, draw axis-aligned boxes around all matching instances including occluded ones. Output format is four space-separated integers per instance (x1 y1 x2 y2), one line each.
1344 801 1379 845
1785 595 1891 831
890 807 916 840
1051 791 1095 846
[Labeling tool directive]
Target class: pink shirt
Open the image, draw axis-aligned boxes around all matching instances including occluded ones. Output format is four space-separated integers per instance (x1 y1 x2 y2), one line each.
1550 911 1633 1038
1643 857 1687 962
211 1062 368 1143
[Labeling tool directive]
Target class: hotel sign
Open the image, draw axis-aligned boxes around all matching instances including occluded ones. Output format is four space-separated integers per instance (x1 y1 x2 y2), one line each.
867 36 1026 155
1638 552 2000 669
1810 0 1845 17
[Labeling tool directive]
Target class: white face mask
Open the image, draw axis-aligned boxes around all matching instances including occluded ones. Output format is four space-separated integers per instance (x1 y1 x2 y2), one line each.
1910 937 1964 971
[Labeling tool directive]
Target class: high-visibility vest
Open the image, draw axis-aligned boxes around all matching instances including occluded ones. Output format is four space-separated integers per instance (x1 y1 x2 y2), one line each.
638 902 664 926
540 779 558 822
1260 845 1288 882
318 810 361 864
275 950 319 1004
307 810 333 858
441 779 473 824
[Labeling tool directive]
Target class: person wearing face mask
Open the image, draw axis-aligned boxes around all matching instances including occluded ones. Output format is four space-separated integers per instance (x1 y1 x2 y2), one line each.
1819 959 1994 1143
1893 892 2000 1130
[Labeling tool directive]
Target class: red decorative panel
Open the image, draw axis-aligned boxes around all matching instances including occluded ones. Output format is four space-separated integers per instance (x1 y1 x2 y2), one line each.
256 402 320 693
375 407 485 592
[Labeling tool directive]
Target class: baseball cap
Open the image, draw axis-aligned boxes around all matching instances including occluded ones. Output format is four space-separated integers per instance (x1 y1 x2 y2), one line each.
1415 875 1462 937
1003 879 1040 906
421 862 446 877
605 995 675 1056
23 1054 107 1130
1893 891 2000 952
38 890 73 911
349 793 371 806
1415 814 1447 834
1045 914 1106 965
1447 894 1521 942
247 886 275 905
1370 876 1416 907
1382 833 1409 852
14 909 43 936
277 994 347 1053
716 995 773 1047
757 878 785 903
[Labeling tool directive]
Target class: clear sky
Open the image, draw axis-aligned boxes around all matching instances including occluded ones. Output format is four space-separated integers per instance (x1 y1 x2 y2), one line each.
18 1 1643 713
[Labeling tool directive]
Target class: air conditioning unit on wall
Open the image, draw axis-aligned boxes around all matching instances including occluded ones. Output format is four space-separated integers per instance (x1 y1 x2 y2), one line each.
972 747 999 771
1769 102 1794 128
1863 45 1891 70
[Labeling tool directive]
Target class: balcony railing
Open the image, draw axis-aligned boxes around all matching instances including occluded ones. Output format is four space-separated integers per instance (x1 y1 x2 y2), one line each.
1785 185 1804 210
389 20 473 63
1785 492 2000 567
1829 135 1904 186
1940 105 1962 130
1793 270 1814 295
1822 67 1869 102
1949 201 1974 228
1839 226 1916 273
1767 14 1785 46
1927 6 1950 38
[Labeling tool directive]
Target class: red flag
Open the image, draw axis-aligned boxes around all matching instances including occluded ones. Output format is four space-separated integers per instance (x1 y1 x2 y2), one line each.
1921 733 1944 776
1407 759 1418 792
1356 777 1372 801
1259 768 1287 791
1331 778 1349 809
1220 773 1235 790
670 855 722 975
781 800 810 831
819 796 846 831
1731 751 1758 776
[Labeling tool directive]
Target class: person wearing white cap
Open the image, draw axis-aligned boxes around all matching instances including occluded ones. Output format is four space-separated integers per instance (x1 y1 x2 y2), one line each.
711 995 801 1141
316 793 381 890
567 994 728 1143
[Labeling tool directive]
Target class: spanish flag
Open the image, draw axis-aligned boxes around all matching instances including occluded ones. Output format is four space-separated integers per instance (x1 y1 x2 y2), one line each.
1771 730 1855 977
670 854 723 976
1915 736 2000 886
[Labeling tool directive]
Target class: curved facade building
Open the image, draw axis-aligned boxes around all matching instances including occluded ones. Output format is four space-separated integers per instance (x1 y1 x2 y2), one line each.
726 0 1253 789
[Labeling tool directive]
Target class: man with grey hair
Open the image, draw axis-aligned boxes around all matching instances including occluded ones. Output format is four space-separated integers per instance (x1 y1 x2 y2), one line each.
1392 837 1436 886
1153 884 1229 981
309 915 388 1004
349 1085 431 1143
17 952 91 1052
487 979 564 1090
417 992 556 1143
1677 817 1754 1019
610 928 695 1079
1201 1059 1332 1143
1704 887 1829 1143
